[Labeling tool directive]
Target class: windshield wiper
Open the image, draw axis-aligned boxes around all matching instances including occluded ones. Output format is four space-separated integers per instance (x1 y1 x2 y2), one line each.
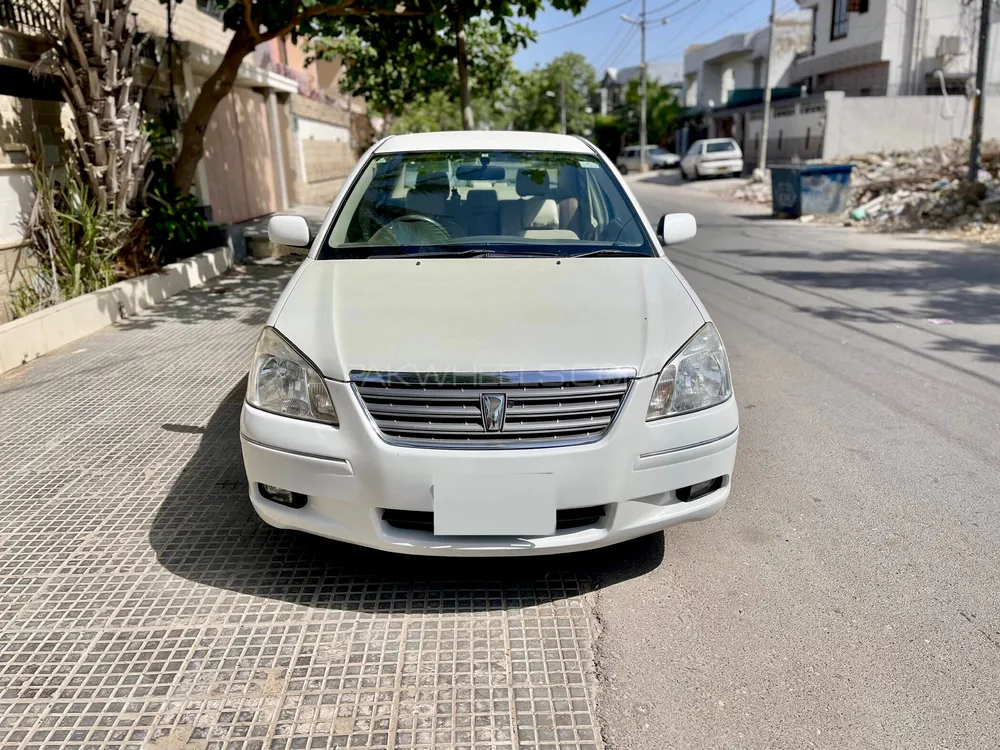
568 249 652 258
375 249 491 259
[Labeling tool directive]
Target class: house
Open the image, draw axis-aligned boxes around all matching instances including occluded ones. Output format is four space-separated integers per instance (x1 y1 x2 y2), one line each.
788 0 1000 96
0 0 366 321
682 13 813 110
596 62 684 115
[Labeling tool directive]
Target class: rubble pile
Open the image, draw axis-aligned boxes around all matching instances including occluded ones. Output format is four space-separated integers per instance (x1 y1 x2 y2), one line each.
843 139 1000 231
731 178 772 204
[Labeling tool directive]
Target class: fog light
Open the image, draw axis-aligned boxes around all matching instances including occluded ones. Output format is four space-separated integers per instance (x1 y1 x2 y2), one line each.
675 476 725 502
258 483 307 508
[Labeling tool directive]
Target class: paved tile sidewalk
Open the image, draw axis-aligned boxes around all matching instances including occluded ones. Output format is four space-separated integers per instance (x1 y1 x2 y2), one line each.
0 261 659 750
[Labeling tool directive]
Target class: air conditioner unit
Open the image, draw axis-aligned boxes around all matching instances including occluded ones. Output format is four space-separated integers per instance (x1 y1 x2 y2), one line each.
937 36 962 57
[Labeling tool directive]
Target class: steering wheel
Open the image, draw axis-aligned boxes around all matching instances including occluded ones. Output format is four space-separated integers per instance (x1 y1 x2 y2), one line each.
370 214 452 245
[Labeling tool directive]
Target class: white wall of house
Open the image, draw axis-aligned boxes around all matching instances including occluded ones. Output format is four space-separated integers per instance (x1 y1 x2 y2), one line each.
823 91 1000 157
798 0 1000 91
297 117 351 143
802 0 888 60
684 15 811 108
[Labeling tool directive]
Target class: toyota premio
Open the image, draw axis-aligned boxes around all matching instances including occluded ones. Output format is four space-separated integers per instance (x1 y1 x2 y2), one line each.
240 131 738 556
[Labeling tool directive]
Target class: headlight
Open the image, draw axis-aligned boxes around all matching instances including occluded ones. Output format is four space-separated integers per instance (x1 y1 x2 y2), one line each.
647 323 732 420
246 327 338 425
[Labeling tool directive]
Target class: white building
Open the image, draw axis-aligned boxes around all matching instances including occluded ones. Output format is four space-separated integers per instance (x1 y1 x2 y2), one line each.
789 0 1000 95
683 13 813 109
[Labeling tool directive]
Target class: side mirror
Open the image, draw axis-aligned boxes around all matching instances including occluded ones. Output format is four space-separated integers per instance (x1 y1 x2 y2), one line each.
268 215 311 248
657 213 697 245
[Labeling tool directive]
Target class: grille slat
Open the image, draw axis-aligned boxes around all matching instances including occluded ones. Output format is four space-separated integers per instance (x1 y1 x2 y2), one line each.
366 403 482 418
353 370 633 449
505 399 622 417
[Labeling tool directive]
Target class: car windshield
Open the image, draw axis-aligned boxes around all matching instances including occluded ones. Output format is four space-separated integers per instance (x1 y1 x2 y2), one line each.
321 150 656 258
706 141 736 153
649 147 667 155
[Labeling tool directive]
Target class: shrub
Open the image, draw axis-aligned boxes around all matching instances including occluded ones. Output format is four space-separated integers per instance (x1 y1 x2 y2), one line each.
139 121 209 265
12 160 132 318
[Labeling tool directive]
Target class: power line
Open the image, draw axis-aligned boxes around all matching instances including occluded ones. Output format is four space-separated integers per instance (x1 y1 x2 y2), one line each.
538 0 634 34
600 24 639 71
649 0 761 62
646 0 689 15
595 24 630 71
647 0 704 24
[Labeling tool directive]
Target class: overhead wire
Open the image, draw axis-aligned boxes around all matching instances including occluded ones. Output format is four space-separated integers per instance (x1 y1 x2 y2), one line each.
648 0 764 62
599 24 640 71
537 0 634 34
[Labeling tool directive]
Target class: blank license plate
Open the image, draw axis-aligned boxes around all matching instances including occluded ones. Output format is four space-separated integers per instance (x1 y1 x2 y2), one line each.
433 473 557 536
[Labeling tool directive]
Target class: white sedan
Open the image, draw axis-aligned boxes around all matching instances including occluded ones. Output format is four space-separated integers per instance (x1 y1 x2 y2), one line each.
680 138 745 180
241 130 738 556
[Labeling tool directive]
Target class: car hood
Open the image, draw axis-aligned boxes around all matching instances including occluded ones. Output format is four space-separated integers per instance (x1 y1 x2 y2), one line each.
271 258 706 381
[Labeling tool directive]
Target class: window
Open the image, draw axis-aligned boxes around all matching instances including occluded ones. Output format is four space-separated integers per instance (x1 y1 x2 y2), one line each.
805 127 811 149
858 0 869 13
322 150 655 258
196 0 226 18
705 141 736 153
831 0 849 40
685 142 702 156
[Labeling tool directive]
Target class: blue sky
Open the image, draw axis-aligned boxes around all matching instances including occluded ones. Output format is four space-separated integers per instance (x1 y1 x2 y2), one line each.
513 0 800 73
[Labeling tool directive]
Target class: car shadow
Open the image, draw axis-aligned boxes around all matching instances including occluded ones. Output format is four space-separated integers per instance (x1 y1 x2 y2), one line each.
148 379 665 615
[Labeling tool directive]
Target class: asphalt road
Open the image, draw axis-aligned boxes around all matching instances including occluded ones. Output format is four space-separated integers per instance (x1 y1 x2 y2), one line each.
594 174 1000 749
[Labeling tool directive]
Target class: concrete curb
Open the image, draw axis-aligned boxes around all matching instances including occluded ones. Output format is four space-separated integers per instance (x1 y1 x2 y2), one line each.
0 246 234 375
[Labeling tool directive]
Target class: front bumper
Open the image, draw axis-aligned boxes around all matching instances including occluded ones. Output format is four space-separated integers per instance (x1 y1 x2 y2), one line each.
240 377 739 556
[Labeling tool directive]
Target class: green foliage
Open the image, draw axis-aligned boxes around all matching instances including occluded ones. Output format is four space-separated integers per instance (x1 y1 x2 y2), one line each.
13 161 130 318
593 115 624 161
309 0 589 120
318 15 521 117
140 121 209 264
389 90 514 134
616 79 683 147
509 52 597 135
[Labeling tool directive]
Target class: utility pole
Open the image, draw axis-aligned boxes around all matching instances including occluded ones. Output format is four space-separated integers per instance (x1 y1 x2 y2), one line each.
622 1 649 171
968 0 991 183
560 78 567 135
757 0 777 177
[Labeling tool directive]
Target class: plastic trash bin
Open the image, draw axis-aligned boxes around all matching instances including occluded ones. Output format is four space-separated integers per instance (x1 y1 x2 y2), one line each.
770 164 854 218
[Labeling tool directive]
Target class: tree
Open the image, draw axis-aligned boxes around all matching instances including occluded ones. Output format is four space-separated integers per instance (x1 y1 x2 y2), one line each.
317 16 519 121
33 0 150 212
314 0 589 130
616 79 682 148
388 90 515 133
510 52 597 135
164 0 428 195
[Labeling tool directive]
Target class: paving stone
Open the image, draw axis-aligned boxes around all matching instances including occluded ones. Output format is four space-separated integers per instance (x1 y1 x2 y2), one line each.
0 260 606 749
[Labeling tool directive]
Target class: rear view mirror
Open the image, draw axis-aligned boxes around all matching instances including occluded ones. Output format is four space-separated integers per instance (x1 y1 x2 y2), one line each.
455 164 506 181
657 213 697 245
268 215 311 248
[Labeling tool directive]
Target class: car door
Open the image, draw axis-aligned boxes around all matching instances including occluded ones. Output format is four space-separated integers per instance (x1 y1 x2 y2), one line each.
682 141 701 173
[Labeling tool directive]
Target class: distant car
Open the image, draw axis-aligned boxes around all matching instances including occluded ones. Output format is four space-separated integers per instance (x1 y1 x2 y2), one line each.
679 138 744 180
617 145 680 173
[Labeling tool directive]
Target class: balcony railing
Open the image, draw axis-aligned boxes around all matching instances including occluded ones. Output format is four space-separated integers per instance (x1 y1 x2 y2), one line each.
0 0 54 35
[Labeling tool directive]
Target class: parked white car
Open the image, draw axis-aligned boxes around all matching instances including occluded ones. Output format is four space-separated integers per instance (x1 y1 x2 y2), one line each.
679 138 744 179
617 145 680 173
242 130 738 556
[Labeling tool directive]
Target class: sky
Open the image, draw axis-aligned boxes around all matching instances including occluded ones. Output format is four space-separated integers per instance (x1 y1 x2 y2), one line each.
513 0 802 74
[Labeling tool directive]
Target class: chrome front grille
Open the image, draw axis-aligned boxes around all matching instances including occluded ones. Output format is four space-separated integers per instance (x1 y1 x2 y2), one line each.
351 369 635 449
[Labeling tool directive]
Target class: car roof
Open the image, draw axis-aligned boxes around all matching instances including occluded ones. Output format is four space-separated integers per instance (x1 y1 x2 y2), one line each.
375 130 593 155
705 137 737 143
